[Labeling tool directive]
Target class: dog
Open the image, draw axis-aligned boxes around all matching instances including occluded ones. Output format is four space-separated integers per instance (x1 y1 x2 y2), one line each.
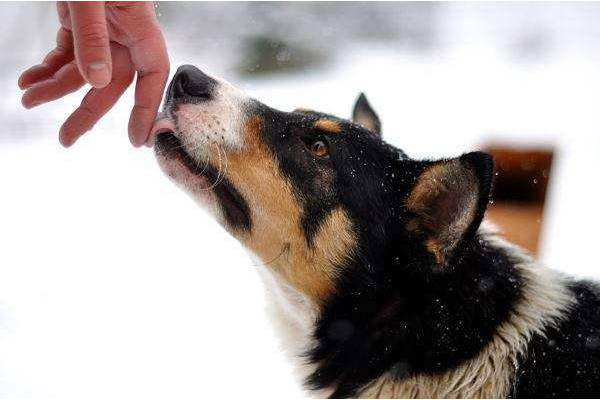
151 65 600 398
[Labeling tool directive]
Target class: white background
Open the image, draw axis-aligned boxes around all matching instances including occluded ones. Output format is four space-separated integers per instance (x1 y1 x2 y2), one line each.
1 3 600 399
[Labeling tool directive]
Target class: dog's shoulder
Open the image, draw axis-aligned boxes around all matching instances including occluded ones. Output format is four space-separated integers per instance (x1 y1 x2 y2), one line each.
513 279 600 397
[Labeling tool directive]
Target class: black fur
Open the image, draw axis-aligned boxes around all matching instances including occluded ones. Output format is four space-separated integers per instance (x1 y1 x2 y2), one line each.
161 66 600 397
512 281 600 398
308 237 523 397
244 95 600 398
240 100 519 396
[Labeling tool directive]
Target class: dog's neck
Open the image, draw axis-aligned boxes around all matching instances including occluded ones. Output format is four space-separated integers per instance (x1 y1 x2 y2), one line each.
256 227 571 398
256 264 330 396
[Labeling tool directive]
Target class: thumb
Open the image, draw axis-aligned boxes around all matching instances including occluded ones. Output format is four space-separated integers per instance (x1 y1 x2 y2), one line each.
68 1 112 88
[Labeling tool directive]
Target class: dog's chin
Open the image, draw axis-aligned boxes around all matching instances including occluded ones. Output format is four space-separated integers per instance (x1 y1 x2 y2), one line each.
154 132 252 231
154 132 216 203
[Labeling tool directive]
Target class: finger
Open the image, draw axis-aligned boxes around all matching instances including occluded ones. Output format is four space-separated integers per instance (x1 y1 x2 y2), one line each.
56 2 72 30
107 2 169 146
59 45 134 147
68 1 112 88
18 28 74 90
59 73 133 147
128 34 170 147
21 63 84 109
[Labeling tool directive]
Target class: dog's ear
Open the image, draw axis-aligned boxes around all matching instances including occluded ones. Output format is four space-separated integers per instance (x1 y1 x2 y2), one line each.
405 152 494 266
352 93 381 135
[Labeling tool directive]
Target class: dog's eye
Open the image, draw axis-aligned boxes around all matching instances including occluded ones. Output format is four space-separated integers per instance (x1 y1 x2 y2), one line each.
309 140 329 158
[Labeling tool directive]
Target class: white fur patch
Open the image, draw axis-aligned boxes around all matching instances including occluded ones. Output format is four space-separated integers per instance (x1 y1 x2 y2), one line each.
256 264 335 398
173 76 248 159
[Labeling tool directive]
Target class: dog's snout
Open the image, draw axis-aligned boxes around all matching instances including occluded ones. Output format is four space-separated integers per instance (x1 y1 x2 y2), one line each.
171 65 216 100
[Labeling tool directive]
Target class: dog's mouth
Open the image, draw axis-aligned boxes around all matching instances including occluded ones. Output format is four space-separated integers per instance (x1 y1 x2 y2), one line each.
154 130 252 231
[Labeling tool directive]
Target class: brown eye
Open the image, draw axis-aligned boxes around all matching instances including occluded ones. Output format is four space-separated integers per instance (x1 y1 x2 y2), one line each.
310 140 329 158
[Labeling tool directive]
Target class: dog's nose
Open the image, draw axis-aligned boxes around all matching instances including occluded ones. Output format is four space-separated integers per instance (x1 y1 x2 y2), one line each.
170 65 216 100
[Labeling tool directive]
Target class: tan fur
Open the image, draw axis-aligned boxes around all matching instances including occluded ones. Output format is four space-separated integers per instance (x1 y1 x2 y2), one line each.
314 119 342 135
224 117 357 303
425 238 445 265
406 161 479 264
357 232 575 398
162 72 575 398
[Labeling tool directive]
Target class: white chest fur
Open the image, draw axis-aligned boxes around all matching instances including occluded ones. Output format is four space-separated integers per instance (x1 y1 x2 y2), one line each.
256 265 334 397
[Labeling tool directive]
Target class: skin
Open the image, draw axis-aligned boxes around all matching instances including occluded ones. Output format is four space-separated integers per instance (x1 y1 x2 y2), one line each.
18 1 170 147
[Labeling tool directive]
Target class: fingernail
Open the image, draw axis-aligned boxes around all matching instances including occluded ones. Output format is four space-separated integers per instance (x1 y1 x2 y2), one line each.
87 62 111 88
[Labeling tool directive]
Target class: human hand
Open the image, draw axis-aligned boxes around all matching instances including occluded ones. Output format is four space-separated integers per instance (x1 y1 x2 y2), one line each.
18 1 170 147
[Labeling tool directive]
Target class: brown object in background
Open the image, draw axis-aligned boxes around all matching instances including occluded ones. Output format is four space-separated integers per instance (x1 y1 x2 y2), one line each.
483 145 553 255
486 203 544 254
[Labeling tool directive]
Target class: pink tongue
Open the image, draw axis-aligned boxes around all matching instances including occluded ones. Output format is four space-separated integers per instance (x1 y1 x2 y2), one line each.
148 112 176 146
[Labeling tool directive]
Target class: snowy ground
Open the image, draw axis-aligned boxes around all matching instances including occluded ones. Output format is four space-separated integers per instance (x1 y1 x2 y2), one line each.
1 3 600 399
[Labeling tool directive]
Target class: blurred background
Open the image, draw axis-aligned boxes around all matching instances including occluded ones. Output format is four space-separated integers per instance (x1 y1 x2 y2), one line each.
1 2 599 399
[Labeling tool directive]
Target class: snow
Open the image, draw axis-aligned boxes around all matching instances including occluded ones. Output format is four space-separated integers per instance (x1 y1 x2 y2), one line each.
1 2 599 399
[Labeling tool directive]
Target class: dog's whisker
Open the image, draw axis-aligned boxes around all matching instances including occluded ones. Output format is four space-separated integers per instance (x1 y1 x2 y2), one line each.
250 243 290 267
213 143 228 188
198 142 223 191
211 142 225 188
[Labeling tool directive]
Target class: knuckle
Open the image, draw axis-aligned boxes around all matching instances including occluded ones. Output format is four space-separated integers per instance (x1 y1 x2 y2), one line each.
47 47 70 61
53 74 66 87
133 104 152 113
54 74 75 90
77 22 109 47
54 64 79 87
78 104 97 120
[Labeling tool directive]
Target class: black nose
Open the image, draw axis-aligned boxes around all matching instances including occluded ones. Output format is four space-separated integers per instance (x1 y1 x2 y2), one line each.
170 65 216 100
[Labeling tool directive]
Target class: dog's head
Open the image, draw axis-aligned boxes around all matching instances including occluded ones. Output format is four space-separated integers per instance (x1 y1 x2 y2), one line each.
153 66 493 304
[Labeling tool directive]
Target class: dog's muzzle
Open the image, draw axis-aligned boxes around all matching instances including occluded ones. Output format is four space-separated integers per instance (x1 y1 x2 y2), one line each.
149 66 220 144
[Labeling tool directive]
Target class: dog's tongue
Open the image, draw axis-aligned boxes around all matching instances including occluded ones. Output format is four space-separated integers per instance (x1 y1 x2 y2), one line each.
148 112 176 146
